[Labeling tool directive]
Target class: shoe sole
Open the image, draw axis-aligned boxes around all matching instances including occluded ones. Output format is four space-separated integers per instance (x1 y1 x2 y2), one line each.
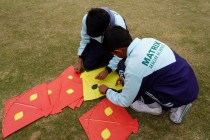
178 103 192 123
172 103 192 124
130 105 162 115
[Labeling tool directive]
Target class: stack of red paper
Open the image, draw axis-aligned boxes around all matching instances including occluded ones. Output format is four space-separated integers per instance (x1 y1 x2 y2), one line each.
2 66 83 138
2 66 140 139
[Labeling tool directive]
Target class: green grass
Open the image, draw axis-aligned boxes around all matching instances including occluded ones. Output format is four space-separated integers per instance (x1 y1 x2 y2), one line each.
0 0 210 139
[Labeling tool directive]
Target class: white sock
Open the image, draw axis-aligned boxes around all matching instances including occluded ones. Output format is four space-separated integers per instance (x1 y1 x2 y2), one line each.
147 102 161 108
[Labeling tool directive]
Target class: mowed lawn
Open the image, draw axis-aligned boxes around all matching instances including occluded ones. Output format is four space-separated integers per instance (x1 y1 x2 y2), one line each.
0 0 210 140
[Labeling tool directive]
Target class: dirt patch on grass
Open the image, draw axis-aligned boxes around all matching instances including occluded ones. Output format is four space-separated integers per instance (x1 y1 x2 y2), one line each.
30 131 41 140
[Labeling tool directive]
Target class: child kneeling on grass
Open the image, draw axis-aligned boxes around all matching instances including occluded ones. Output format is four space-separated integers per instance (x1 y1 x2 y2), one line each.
99 26 199 124
74 7 128 80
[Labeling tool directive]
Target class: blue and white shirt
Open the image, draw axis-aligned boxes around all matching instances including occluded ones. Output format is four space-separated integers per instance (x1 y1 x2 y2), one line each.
106 38 199 107
78 9 127 71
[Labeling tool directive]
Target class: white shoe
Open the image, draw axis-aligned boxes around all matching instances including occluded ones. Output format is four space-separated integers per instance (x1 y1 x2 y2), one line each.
130 100 162 115
169 103 192 124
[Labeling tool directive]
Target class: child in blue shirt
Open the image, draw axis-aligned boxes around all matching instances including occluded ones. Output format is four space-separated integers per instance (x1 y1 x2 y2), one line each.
74 7 127 80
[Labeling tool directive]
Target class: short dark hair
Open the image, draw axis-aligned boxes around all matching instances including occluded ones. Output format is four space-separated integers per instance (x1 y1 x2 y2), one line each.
103 26 132 52
86 8 110 37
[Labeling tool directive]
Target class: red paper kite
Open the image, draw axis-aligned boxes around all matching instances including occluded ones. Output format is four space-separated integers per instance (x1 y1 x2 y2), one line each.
2 83 54 138
1 65 84 138
2 102 45 138
79 98 139 140
55 66 83 111
14 83 52 116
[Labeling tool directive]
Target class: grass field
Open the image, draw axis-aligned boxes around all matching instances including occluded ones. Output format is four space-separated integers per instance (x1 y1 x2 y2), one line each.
0 0 210 139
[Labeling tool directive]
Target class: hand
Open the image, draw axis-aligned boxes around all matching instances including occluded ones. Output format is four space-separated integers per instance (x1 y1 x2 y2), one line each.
116 77 124 86
99 84 109 94
95 69 109 80
74 58 83 73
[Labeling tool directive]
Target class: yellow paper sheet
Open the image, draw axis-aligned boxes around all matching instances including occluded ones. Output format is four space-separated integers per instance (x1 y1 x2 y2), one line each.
81 67 122 101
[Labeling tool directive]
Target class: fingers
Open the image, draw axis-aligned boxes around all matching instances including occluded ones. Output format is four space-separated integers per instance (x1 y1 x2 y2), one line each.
115 77 124 86
115 79 119 86
95 74 100 80
95 73 105 80
98 85 108 94
74 66 80 73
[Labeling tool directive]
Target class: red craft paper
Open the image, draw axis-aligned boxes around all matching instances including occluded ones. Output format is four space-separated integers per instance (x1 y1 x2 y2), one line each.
68 97 84 110
79 98 139 140
60 66 82 84
57 76 83 110
56 66 83 111
88 120 135 140
68 98 80 110
47 77 62 114
14 83 52 117
76 97 84 108
3 95 21 117
2 103 45 138
79 106 96 139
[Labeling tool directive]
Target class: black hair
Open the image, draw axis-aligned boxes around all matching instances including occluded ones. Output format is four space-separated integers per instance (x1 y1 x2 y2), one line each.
103 26 132 52
86 8 110 37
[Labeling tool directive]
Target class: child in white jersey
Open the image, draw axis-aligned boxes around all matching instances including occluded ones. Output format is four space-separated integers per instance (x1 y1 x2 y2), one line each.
99 26 199 124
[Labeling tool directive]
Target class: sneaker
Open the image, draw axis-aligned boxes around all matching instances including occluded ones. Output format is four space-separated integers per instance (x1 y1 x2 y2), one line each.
169 103 192 124
130 100 162 115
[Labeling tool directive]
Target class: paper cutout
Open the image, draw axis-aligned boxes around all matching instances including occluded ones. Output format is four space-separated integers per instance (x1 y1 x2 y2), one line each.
101 128 111 139
14 111 24 121
81 67 122 101
79 98 139 140
30 93 38 101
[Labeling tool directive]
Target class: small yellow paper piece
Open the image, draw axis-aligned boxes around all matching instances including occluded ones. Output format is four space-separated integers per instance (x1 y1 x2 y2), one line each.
30 93 38 101
48 90 52 95
68 75 73 80
104 107 113 116
101 128 111 140
14 111 24 121
81 67 122 101
66 89 74 94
